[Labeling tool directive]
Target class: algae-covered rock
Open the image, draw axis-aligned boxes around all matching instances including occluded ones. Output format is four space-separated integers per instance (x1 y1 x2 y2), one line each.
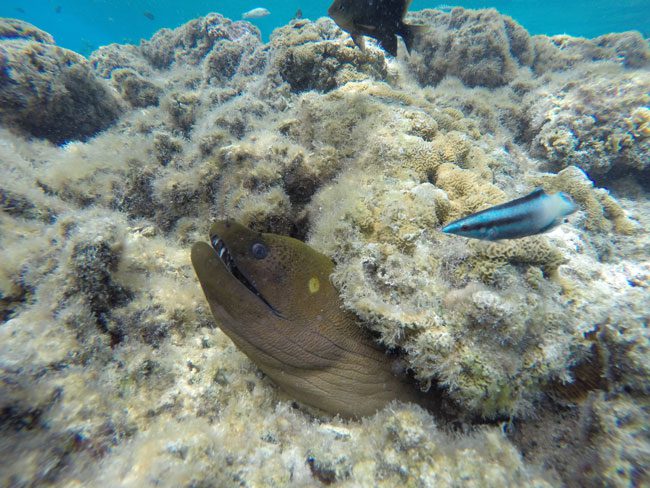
0 39 123 144
91 15 264 112
406 8 534 88
525 65 650 180
111 69 162 108
532 31 650 73
266 18 388 93
0 18 54 43
90 42 154 79
1 10 648 488
140 13 261 69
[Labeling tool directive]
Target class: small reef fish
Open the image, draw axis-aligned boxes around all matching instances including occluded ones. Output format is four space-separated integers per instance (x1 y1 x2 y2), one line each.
442 188 578 240
327 0 424 56
143 11 155 21
242 7 270 19
192 220 440 418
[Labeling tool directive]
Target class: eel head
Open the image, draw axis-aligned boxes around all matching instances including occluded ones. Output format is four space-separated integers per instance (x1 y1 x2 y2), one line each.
191 220 439 417
191 220 342 369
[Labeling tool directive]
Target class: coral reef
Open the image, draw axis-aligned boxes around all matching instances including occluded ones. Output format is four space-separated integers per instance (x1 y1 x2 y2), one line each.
308 147 587 419
524 65 650 181
0 8 648 488
401 8 649 185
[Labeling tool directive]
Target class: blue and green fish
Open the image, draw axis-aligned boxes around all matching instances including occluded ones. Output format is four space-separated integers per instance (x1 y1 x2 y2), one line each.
442 188 578 240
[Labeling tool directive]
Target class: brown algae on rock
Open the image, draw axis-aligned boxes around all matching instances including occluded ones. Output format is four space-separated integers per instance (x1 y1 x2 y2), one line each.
0 10 649 488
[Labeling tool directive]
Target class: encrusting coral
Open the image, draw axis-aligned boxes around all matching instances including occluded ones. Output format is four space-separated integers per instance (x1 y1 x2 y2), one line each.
0 8 648 488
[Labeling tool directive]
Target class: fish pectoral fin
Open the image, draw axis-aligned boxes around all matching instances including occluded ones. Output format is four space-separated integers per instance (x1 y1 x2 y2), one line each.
351 33 366 51
355 23 376 32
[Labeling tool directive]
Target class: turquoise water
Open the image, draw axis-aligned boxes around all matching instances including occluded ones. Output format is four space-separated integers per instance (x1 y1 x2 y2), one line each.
2 0 649 55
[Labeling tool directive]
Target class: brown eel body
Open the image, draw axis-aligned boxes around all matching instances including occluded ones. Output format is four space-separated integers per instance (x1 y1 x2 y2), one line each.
191 220 436 418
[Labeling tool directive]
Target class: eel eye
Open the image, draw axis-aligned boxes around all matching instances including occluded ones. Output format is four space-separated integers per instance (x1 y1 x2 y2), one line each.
251 242 268 259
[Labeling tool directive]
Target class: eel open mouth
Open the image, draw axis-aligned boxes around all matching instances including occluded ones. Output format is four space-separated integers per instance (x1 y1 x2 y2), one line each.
210 235 283 317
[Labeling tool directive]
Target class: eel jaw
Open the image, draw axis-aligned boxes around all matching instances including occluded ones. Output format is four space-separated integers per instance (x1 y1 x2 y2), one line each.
210 234 284 318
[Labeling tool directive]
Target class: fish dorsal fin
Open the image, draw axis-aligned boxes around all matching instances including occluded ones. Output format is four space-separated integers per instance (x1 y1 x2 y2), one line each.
528 187 546 198
513 187 547 205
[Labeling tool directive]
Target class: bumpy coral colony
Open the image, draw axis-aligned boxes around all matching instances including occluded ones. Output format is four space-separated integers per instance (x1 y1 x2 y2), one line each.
0 9 648 488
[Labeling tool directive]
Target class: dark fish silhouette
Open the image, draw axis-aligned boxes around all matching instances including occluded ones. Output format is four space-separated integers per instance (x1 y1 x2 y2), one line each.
328 0 424 56
294 8 303 19
55 5 62 14
143 11 155 21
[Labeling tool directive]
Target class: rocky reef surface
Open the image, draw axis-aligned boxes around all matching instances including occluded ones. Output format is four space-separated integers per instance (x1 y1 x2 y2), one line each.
0 11 648 487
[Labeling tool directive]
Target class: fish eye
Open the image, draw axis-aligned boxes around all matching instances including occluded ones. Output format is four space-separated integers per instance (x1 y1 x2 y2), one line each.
251 242 268 259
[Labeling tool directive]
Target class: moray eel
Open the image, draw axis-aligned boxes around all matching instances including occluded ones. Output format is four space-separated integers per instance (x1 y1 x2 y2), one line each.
442 188 578 241
191 220 434 418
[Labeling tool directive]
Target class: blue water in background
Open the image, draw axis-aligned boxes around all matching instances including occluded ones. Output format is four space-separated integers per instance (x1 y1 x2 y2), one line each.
2 0 649 56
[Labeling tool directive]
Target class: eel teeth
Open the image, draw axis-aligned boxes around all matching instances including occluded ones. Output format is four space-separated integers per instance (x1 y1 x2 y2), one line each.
209 233 283 318
211 237 233 272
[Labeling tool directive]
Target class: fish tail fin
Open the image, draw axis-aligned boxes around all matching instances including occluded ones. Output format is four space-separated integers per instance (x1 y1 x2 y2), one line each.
399 23 427 55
